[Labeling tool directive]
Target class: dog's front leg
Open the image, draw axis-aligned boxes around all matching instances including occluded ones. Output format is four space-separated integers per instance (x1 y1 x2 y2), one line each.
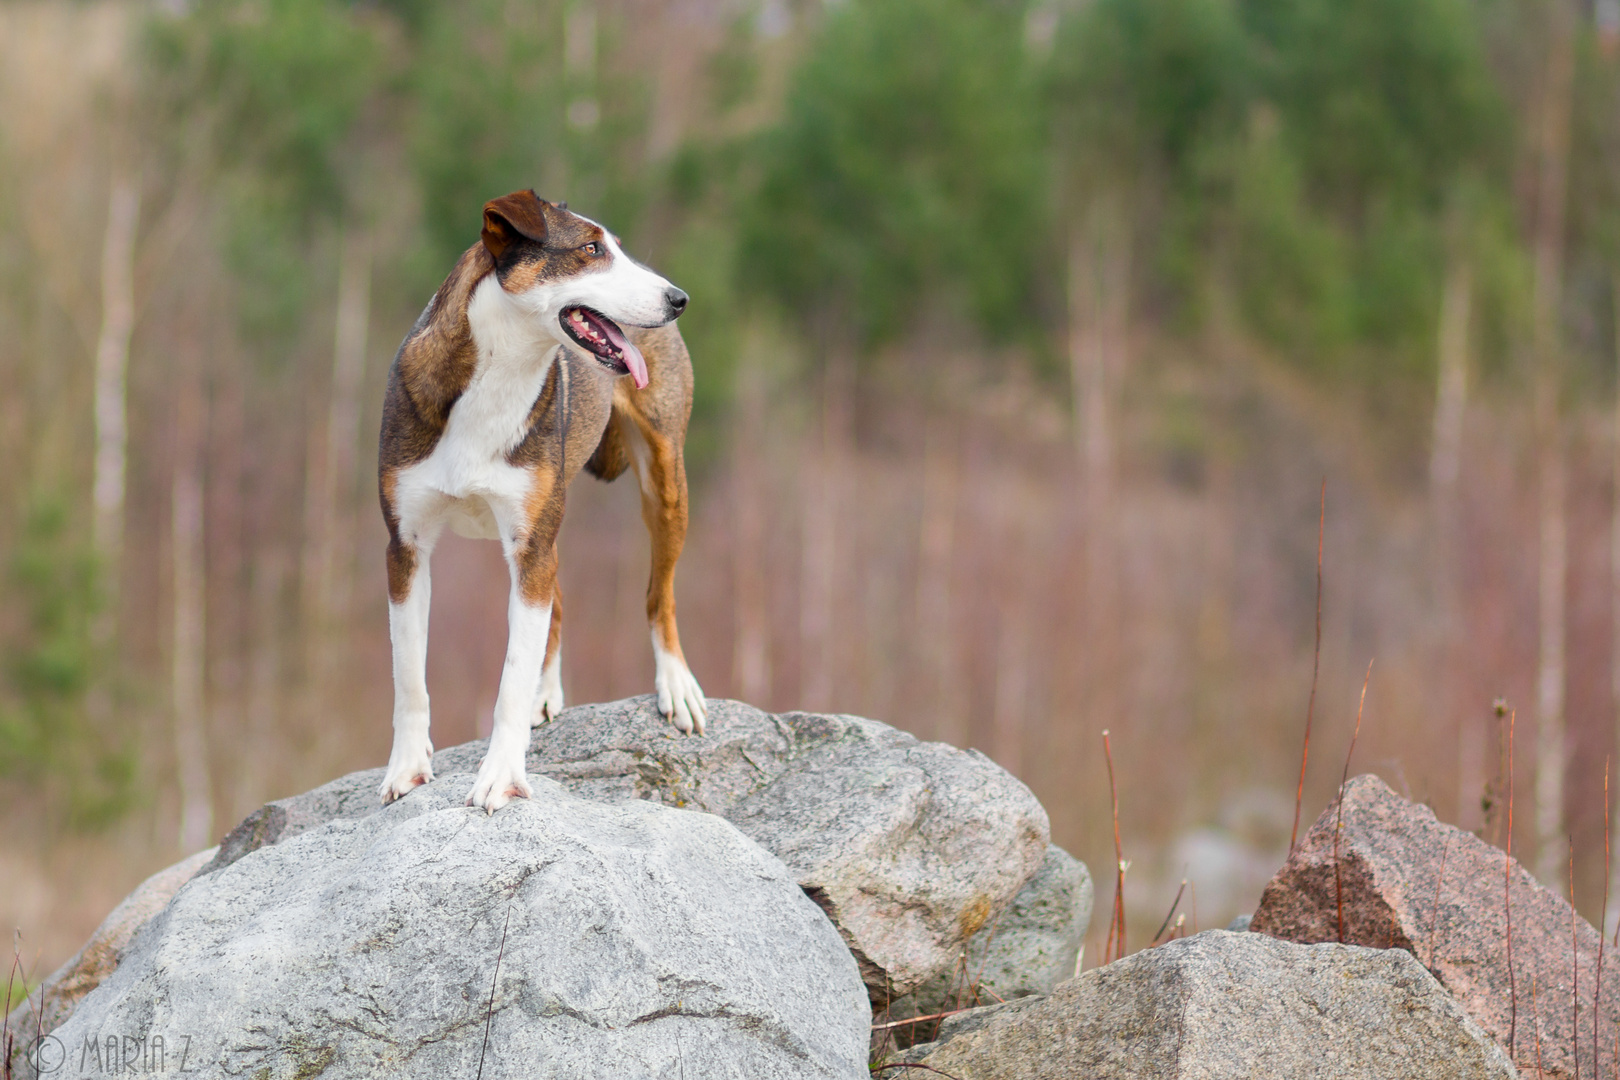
380 526 441 803
468 511 559 813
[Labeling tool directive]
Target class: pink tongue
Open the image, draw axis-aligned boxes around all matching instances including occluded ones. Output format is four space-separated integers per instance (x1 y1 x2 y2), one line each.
598 318 648 389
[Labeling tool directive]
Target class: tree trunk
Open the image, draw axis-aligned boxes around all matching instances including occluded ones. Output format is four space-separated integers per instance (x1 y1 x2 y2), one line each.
1430 258 1472 502
321 229 371 631
1069 197 1130 730
92 174 139 621
800 343 852 711
992 502 1031 776
172 372 212 853
301 229 370 681
916 422 960 745
730 347 771 705
1609 272 1620 939
242 547 286 814
1429 255 1478 829
1531 0 1575 888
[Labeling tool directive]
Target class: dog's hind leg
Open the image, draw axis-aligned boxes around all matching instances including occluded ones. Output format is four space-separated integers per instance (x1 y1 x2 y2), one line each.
533 582 565 725
617 405 707 735
380 519 444 804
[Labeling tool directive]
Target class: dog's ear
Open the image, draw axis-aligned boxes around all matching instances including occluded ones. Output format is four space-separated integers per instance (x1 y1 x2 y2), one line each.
481 190 549 261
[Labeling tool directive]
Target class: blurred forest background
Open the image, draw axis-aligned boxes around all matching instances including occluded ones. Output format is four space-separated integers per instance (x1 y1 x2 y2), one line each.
4 0 1620 978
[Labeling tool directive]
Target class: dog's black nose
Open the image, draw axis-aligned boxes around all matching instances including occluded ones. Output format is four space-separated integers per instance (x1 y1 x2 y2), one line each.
665 287 688 316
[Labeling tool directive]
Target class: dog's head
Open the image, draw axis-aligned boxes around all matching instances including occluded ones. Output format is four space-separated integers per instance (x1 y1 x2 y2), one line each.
480 189 687 389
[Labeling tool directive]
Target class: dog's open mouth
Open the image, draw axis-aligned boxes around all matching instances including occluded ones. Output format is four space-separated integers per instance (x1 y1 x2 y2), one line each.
560 306 649 389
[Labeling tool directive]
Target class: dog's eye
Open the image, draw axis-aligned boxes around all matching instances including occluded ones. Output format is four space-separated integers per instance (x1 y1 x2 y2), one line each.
584 242 600 256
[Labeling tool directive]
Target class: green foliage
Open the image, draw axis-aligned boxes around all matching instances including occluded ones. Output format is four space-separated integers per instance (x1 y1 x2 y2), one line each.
738 0 1048 351
1233 0 1505 381
1044 0 1507 387
1224 126 1355 363
410 0 570 265
660 186 746 464
0 498 134 830
708 15 763 117
1050 0 1250 186
5 976 36 1014
147 0 382 225
143 0 385 353
1242 0 1506 217
409 0 651 274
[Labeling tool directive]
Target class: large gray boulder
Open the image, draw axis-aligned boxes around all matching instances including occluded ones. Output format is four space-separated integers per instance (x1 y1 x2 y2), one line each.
883 845 1091 1039
207 697 1050 1000
891 930 1518 1079
48 773 869 1080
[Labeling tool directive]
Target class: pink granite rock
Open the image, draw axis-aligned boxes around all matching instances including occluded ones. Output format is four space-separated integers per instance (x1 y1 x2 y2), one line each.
1253 773 1609 1079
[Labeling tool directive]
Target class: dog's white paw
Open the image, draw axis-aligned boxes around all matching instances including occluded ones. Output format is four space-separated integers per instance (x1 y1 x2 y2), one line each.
532 656 565 728
467 742 532 814
653 638 707 736
379 729 435 805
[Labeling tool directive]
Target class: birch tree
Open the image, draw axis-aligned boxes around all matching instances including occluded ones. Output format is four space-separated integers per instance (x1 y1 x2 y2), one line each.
1530 0 1576 885
171 365 212 852
91 175 139 623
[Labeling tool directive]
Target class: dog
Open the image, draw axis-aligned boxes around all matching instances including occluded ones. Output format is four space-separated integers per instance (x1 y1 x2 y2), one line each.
376 189 706 812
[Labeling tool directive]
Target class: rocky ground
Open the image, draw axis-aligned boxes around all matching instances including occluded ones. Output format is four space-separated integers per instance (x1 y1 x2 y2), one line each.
4 697 1589 1078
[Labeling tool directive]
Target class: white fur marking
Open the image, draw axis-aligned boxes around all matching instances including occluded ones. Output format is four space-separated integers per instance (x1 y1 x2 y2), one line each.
469 589 551 813
652 630 707 735
380 523 443 803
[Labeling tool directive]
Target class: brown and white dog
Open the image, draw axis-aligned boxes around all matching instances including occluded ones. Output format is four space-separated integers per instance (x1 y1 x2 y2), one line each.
376 190 705 812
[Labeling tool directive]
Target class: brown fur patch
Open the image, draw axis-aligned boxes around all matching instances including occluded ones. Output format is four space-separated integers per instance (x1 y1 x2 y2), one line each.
516 467 564 606
378 468 417 603
482 192 611 293
545 583 563 666
378 243 493 477
481 189 549 261
584 418 631 481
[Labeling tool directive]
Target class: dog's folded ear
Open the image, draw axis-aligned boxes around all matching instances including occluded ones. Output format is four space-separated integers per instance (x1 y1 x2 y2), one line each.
481 190 550 261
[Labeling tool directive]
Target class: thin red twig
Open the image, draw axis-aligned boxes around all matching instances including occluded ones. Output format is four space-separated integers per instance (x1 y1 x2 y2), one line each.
29 980 40 1080
1429 834 1451 970
1533 970 1545 1079
1573 838 1580 1080
1597 758 1610 1079
1291 479 1326 855
1508 707 1518 1059
4 931 22 1080
1334 659 1374 944
872 1064 969 1080
873 1009 979 1031
1152 877 1188 946
967 906 1007 1007
1103 730 1126 963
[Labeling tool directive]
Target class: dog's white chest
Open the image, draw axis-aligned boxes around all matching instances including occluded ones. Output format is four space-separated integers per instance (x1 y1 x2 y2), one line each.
394 285 562 539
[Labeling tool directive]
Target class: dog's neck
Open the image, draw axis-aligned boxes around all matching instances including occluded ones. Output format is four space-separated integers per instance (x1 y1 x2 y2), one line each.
467 275 564 377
